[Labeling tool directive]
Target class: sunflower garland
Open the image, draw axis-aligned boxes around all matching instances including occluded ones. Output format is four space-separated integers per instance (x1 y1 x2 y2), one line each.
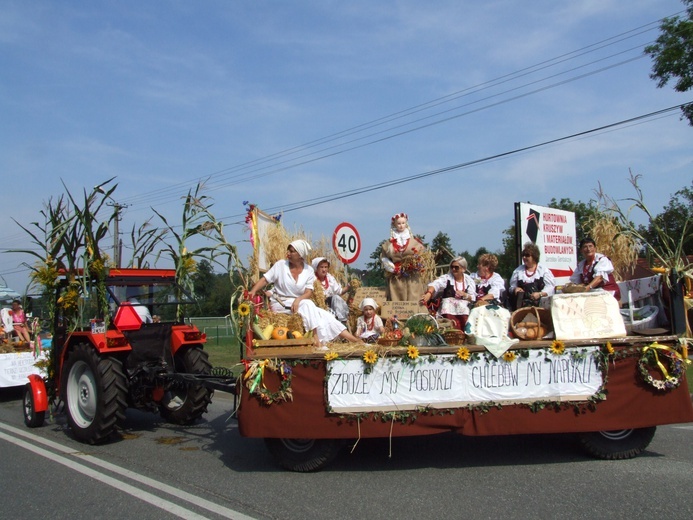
549 340 566 356
362 350 378 373
456 347 471 362
502 351 517 363
324 351 339 361
407 346 420 360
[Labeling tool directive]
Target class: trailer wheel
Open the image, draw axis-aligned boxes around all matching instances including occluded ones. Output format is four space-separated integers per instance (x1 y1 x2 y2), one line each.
23 383 45 428
159 346 213 425
264 438 342 472
579 427 656 460
63 343 127 444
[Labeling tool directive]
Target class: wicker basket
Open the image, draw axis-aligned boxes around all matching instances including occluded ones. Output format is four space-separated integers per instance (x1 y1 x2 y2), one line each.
511 307 553 340
377 338 400 347
442 329 466 346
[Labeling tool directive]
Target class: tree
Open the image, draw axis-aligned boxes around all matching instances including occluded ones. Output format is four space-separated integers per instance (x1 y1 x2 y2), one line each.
430 232 456 268
638 182 693 260
364 242 386 287
644 0 693 125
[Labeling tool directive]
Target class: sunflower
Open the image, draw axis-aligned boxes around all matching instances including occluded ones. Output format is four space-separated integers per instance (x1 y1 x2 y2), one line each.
502 351 517 362
550 340 566 355
237 302 251 317
456 347 471 362
407 346 419 360
605 342 614 355
324 351 339 361
363 350 378 364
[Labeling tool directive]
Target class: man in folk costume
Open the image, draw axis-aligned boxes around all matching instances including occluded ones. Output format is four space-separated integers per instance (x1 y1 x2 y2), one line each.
380 212 427 302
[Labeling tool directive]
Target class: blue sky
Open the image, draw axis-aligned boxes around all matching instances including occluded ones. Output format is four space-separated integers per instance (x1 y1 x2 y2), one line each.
1 0 691 293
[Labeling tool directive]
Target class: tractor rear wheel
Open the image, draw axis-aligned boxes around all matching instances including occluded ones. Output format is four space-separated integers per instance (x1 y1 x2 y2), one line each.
159 346 213 425
63 343 127 444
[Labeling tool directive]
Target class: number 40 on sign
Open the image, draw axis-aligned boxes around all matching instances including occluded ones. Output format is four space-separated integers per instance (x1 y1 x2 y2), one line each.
332 222 361 264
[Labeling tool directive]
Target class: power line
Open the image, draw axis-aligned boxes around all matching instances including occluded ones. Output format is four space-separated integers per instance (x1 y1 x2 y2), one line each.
118 15 674 209
216 102 691 221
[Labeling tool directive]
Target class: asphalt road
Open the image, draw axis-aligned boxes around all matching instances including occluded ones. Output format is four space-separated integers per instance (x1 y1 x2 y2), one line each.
1 385 692 520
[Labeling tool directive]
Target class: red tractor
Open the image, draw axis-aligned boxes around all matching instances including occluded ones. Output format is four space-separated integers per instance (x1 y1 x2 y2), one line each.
23 268 218 444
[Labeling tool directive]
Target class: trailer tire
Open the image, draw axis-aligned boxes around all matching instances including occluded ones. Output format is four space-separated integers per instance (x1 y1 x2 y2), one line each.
264 438 342 472
159 346 213 425
579 427 656 460
63 343 127 444
23 383 45 428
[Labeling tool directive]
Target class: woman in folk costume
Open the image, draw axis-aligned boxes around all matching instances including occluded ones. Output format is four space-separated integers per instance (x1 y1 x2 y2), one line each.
420 257 476 330
569 237 621 301
248 240 361 346
380 213 427 302
311 257 350 323
508 242 556 310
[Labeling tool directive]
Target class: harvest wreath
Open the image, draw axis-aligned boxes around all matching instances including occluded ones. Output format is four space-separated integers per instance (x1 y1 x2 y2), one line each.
243 358 293 405
637 342 688 391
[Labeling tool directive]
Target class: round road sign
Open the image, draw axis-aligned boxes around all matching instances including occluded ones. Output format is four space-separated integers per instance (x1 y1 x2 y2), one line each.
332 222 361 264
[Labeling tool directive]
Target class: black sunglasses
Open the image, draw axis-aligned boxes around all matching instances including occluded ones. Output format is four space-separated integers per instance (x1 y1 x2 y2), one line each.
450 265 461 270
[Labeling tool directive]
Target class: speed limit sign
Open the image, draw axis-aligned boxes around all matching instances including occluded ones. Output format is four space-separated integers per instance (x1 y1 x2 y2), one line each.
332 222 361 264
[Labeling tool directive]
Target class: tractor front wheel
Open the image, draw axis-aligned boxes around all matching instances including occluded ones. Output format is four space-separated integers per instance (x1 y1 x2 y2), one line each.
63 343 127 444
159 346 213 425
23 383 45 428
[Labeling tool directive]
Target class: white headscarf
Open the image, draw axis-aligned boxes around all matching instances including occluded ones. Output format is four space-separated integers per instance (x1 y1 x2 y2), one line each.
289 239 312 260
359 297 379 310
311 257 328 271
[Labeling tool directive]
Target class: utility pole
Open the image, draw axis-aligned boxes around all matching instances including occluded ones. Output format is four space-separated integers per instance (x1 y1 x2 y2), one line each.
107 201 129 268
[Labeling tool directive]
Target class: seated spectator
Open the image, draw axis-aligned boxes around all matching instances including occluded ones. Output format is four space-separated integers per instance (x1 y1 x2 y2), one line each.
10 300 32 343
509 242 556 310
421 257 476 330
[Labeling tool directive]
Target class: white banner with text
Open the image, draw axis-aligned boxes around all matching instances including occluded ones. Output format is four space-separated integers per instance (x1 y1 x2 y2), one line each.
326 347 602 413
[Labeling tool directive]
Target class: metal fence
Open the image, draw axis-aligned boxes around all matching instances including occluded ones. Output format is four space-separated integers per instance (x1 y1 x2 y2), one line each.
185 316 235 344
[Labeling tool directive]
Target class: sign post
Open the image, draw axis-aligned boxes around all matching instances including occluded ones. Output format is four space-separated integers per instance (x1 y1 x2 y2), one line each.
332 222 361 265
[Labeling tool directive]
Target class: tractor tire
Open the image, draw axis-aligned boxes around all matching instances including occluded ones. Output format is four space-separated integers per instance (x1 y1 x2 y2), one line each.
63 343 127 444
579 427 656 460
159 346 213 425
264 438 343 472
23 383 45 428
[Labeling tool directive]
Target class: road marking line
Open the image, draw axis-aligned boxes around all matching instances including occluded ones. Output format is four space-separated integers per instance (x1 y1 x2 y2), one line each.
0 429 211 520
0 422 255 520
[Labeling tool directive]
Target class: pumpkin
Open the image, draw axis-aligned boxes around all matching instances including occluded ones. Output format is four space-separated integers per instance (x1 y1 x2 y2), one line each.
272 326 290 340
290 330 303 339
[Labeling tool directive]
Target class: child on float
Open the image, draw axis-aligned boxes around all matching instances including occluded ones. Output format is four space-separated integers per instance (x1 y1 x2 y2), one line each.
355 298 384 343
